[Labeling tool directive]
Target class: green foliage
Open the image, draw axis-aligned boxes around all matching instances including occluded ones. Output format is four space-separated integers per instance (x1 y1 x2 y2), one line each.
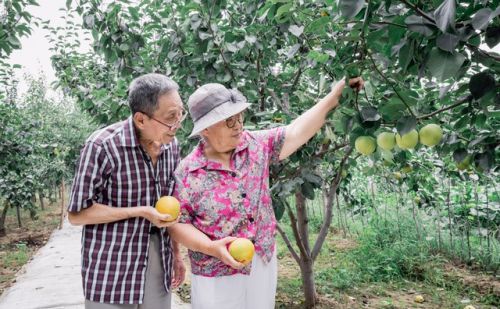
0 75 96 218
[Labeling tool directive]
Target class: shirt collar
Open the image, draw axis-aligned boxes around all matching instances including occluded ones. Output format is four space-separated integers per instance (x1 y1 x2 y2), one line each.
120 116 171 151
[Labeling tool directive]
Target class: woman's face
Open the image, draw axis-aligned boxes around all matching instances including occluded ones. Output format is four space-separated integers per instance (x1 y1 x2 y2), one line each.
201 112 244 153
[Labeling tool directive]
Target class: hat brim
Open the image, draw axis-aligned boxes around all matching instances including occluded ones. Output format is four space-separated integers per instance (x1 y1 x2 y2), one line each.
189 101 251 138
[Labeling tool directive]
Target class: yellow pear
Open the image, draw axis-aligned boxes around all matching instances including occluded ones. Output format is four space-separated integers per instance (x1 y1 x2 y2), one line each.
396 130 419 149
228 238 255 265
355 136 376 155
155 196 180 221
419 124 443 147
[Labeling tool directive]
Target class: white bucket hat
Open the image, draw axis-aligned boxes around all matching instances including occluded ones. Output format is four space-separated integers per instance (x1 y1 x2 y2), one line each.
188 83 251 138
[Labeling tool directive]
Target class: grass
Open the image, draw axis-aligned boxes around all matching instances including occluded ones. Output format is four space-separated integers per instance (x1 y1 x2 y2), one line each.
275 202 500 308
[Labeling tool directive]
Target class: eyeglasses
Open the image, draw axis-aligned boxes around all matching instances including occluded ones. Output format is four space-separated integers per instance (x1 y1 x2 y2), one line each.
225 112 244 129
143 110 187 130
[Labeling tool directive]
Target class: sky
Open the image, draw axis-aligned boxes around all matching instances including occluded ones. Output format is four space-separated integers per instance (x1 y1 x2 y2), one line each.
7 0 90 96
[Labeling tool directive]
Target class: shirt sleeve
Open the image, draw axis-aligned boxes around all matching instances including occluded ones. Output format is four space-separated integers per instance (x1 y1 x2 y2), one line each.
173 169 194 224
67 141 109 212
253 126 286 165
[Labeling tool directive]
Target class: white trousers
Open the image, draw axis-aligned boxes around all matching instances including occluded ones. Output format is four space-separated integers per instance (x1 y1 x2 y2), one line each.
191 250 277 309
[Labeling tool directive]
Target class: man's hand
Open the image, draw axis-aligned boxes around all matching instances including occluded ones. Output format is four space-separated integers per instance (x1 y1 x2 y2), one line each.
207 237 245 269
143 206 179 228
171 254 186 288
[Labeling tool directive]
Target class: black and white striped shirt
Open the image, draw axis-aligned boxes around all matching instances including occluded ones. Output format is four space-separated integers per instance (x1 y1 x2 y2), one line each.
68 116 179 304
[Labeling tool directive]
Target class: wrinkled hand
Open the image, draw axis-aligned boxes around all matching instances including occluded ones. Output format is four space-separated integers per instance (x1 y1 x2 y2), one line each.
171 255 186 289
330 76 365 103
144 207 178 228
208 237 245 270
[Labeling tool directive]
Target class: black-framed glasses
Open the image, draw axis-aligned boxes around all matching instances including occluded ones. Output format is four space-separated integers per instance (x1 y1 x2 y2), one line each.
143 110 187 130
225 112 244 129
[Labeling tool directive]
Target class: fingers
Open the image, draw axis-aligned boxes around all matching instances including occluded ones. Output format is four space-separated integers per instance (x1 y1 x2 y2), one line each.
221 250 245 269
348 77 365 92
219 236 238 245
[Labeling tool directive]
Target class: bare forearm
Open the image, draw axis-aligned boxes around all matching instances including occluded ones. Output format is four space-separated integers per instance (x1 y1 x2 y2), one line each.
171 239 182 255
68 203 147 226
168 223 213 255
280 91 339 160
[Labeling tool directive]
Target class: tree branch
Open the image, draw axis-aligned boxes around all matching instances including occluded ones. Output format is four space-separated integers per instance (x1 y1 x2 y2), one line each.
399 0 436 24
311 146 353 260
367 51 416 117
286 202 310 259
417 95 472 120
276 224 301 264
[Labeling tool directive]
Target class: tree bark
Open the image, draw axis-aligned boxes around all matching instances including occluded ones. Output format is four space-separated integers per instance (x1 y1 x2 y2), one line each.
0 200 10 237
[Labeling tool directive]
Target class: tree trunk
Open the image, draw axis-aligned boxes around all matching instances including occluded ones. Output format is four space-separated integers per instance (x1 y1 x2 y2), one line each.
39 191 45 210
0 201 10 237
300 258 317 308
59 180 65 229
16 204 22 228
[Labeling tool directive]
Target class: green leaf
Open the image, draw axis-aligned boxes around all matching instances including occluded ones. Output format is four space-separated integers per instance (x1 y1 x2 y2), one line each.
485 25 500 48
436 33 459 52
426 48 465 81
301 181 315 200
275 3 292 19
469 72 496 99
128 7 140 21
405 15 434 36
360 106 381 122
339 0 364 19
288 24 304 37
380 97 407 122
396 116 416 135
434 0 455 32
471 8 493 31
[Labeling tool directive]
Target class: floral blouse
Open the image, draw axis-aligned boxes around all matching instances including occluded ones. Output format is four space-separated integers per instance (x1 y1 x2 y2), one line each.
173 127 285 277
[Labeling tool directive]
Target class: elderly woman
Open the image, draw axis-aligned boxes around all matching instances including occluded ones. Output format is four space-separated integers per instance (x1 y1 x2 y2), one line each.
168 77 363 309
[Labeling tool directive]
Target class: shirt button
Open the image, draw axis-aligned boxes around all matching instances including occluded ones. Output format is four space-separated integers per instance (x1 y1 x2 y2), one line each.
231 172 237 177
248 217 254 223
241 193 247 198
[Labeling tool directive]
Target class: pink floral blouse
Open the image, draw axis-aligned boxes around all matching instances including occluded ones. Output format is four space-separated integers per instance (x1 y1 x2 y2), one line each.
173 127 285 277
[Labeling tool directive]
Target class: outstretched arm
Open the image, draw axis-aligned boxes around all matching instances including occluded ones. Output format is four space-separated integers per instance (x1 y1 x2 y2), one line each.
279 77 364 160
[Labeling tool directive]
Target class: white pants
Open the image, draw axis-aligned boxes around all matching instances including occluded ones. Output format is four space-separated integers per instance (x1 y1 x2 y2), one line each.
191 250 277 309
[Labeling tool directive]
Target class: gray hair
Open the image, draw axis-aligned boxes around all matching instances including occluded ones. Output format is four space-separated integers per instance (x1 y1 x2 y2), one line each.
128 73 179 115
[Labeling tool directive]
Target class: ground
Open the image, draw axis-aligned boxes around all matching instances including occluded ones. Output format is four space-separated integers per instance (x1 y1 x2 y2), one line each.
1 202 498 309
0 200 62 295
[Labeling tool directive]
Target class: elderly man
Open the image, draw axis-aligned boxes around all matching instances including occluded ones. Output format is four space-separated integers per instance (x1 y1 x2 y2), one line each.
68 73 186 309
169 77 363 309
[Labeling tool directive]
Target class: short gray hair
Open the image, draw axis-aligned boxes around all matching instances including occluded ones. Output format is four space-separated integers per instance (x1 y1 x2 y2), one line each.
128 73 179 115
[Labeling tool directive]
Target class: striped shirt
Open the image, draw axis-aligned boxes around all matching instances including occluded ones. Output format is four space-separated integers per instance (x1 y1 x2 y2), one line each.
68 116 179 304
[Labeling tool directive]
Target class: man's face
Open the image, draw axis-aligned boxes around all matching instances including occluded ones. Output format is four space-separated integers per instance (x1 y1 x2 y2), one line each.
136 91 185 145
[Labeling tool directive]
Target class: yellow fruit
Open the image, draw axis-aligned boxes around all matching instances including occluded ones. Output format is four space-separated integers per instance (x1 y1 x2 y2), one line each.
341 169 348 178
376 132 396 151
396 130 419 149
401 165 413 173
155 196 180 221
393 172 402 180
228 238 255 265
457 155 472 171
414 295 425 303
414 196 421 204
419 124 443 147
355 136 376 155
464 305 476 309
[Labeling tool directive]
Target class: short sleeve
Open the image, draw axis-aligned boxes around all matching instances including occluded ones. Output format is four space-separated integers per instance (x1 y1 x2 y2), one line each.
253 127 286 165
67 142 109 212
